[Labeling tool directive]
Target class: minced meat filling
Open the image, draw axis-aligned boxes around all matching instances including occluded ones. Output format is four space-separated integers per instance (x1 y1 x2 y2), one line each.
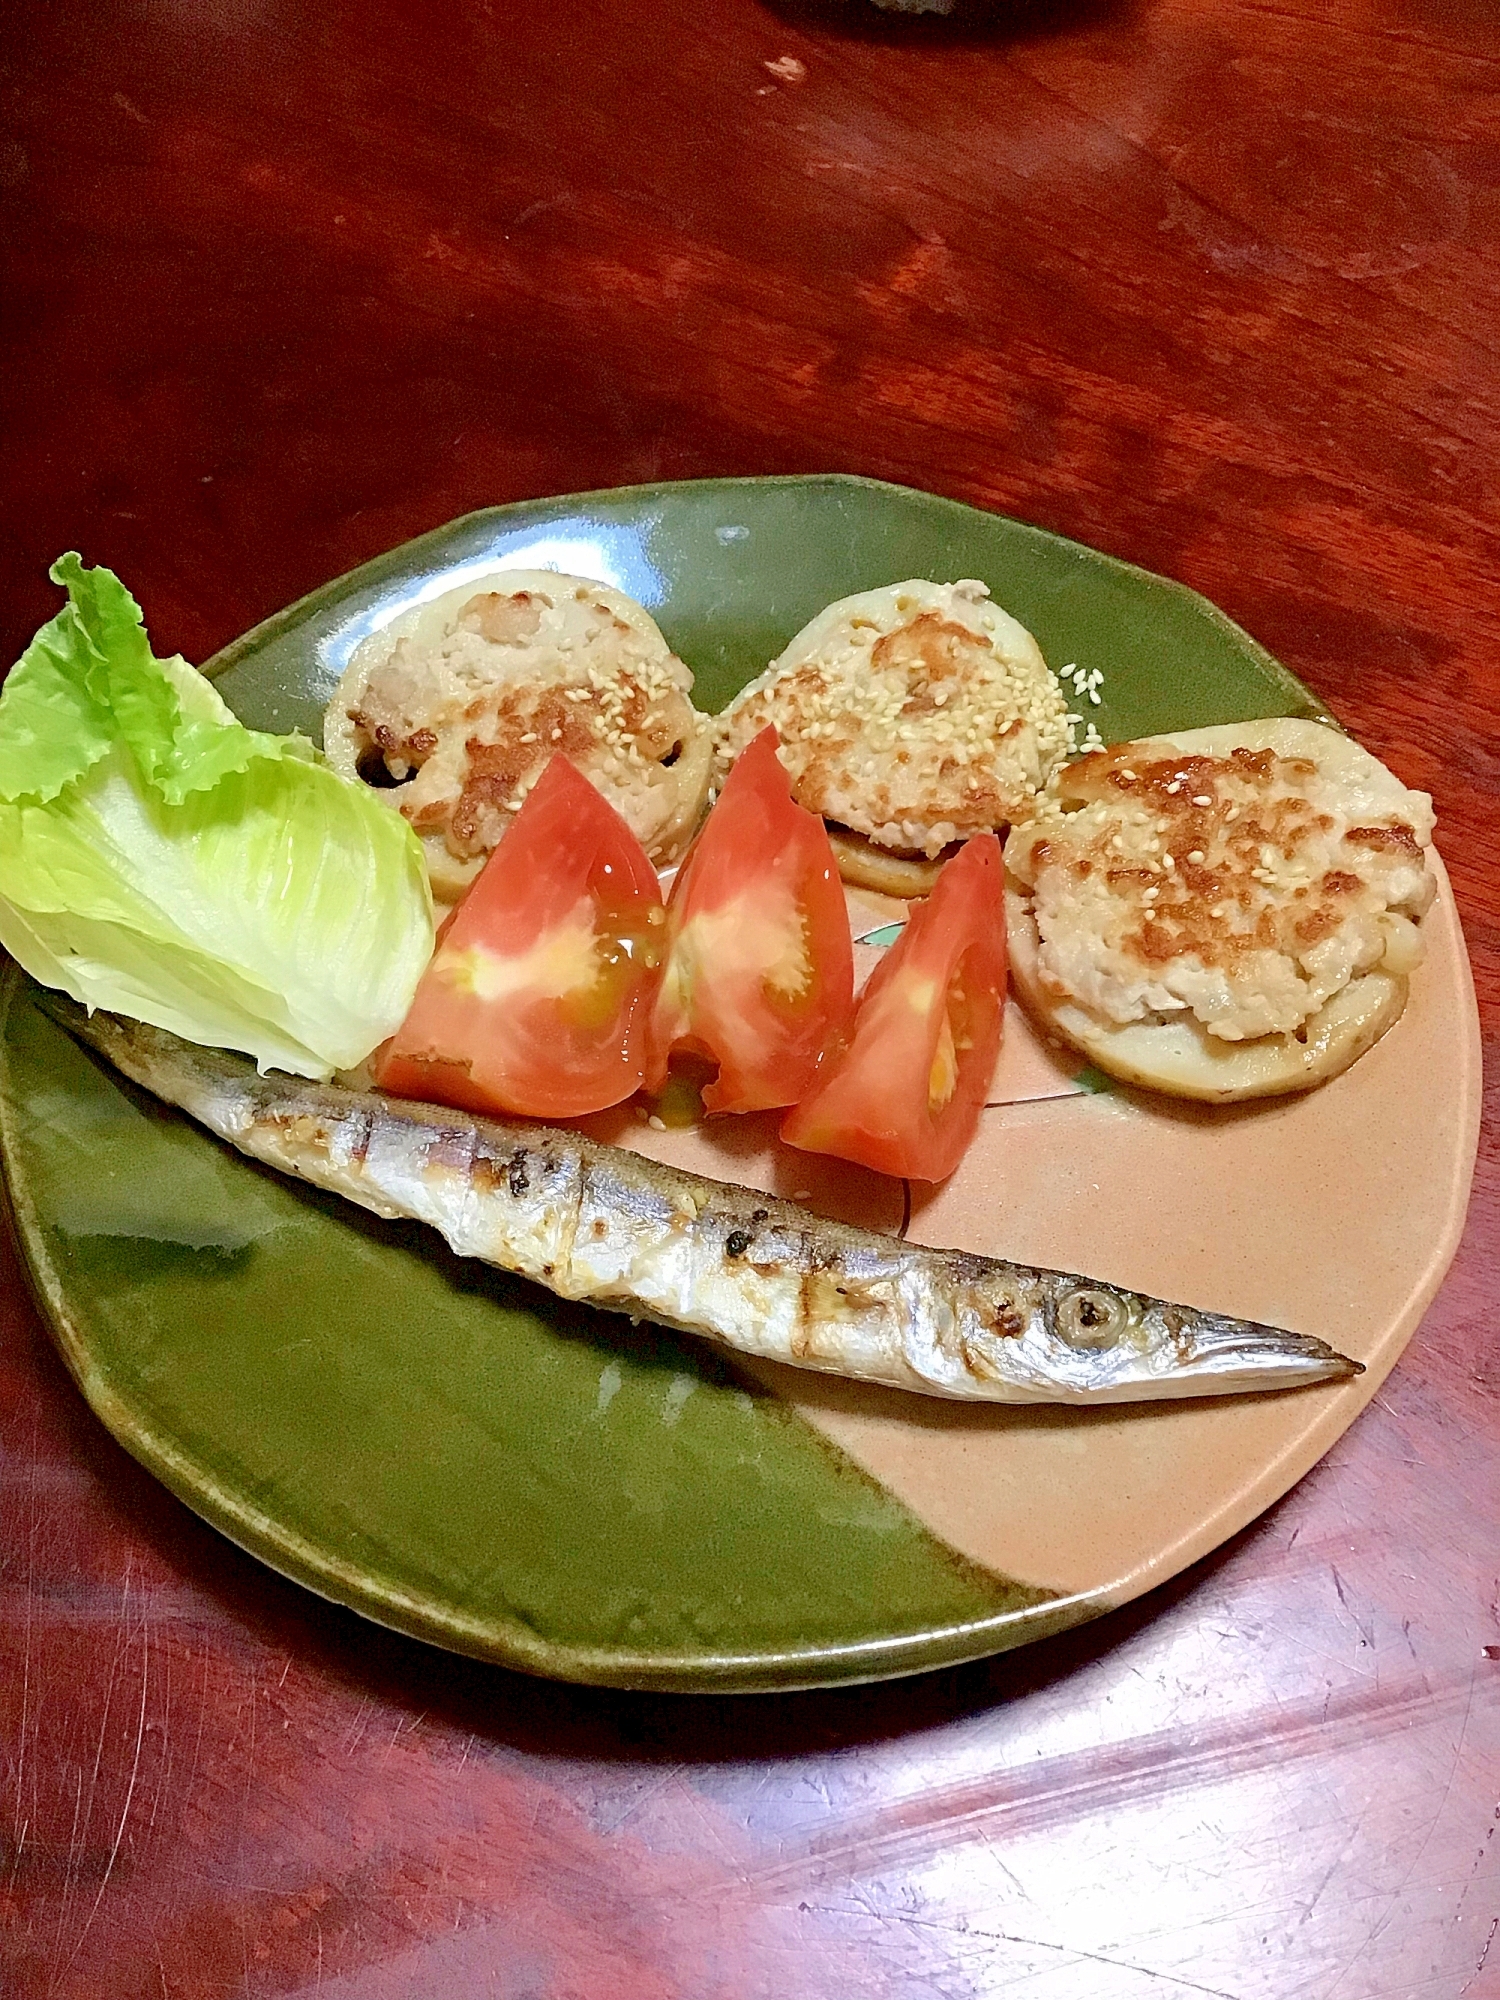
1006 735 1436 1042
339 580 710 878
716 580 1073 859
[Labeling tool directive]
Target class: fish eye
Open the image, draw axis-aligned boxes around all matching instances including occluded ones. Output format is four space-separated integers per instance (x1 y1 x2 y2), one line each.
1057 1287 1129 1347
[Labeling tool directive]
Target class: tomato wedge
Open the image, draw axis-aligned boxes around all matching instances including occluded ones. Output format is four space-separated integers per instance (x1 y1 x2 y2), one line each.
780 833 1006 1181
377 756 665 1119
645 727 854 1114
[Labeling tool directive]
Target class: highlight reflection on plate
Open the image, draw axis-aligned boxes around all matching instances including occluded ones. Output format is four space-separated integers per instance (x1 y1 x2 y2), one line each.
0 477 1480 1691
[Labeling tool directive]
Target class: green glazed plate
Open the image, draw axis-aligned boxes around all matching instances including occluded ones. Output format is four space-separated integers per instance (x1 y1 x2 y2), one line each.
0 477 1383 1692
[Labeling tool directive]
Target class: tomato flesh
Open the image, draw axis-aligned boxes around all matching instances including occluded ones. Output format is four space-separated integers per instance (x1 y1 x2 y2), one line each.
780 833 1006 1181
645 727 854 1113
377 755 665 1119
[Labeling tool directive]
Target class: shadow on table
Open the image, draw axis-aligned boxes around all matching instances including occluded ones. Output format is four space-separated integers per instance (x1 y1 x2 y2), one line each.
28 1300 1283 1769
272 1545 1251 1765
228 1520 1267 1767
756 0 1138 45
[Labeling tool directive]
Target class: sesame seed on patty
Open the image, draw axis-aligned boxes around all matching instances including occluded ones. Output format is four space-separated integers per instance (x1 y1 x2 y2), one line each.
715 580 1074 861
1006 720 1436 1045
324 571 713 902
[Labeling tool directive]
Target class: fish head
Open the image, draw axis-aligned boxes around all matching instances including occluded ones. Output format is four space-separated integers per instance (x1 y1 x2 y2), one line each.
914 1266 1362 1404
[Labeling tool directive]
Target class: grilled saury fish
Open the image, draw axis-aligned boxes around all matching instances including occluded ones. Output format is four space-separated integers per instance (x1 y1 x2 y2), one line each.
51 998 1362 1404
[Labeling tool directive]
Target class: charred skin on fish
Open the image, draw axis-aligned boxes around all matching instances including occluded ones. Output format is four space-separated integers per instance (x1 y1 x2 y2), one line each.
46 995 1362 1406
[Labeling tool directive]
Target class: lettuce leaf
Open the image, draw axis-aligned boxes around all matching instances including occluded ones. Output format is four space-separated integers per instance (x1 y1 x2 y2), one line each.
0 557 434 1076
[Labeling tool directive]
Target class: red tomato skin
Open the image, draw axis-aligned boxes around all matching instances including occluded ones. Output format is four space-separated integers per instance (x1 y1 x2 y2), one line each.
645 728 854 1114
377 756 664 1120
780 834 1007 1182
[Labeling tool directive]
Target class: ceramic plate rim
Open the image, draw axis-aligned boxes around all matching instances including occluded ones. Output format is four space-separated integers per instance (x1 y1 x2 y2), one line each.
0 476 1479 1691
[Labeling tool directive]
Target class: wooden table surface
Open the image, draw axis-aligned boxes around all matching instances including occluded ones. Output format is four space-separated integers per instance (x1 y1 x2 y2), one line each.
2 1 1497 1994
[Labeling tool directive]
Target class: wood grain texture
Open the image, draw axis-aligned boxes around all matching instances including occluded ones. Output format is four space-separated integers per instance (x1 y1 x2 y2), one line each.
1 0 1496 1994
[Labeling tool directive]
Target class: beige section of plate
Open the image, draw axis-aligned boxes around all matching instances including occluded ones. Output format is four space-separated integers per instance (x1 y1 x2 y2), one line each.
621 855 1479 1604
